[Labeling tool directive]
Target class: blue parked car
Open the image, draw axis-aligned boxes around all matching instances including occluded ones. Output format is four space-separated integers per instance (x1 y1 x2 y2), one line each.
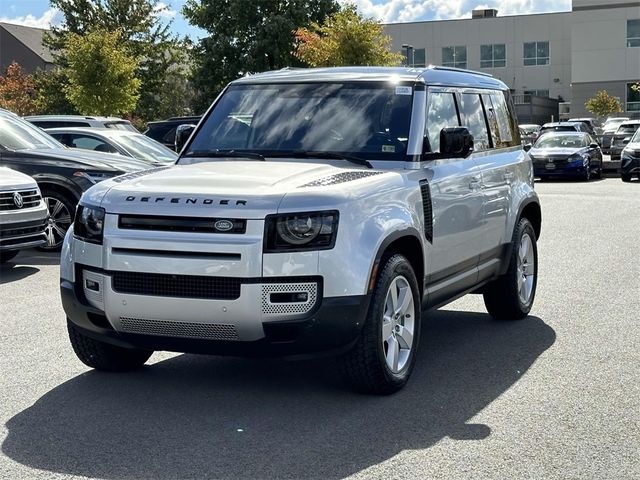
528 131 603 181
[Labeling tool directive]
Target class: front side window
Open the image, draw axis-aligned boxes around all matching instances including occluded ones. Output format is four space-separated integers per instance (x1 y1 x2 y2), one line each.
627 19 640 47
523 42 549 66
0 115 63 151
480 44 506 68
425 91 459 152
183 82 413 162
442 46 467 69
626 82 640 111
69 134 118 153
459 93 490 150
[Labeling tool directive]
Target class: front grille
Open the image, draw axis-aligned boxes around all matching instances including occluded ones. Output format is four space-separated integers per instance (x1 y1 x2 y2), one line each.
532 156 569 167
118 214 246 234
0 189 41 211
0 220 47 247
112 271 242 300
119 317 239 340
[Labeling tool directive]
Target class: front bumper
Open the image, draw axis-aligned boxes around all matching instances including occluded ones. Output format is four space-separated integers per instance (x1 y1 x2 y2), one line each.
534 161 589 177
621 155 640 177
61 274 370 358
0 218 47 251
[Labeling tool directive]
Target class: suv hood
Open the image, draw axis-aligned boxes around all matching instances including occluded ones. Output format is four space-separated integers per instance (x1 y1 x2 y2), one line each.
0 167 38 190
93 161 390 218
24 148 151 172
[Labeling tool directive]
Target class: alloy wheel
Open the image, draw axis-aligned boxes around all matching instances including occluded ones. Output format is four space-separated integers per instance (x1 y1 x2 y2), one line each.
516 233 535 305
381 275 415 373
43 197 72 249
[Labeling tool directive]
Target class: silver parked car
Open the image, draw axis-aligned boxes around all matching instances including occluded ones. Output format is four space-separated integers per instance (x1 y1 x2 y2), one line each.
46 127 178 166
0 167 48 263
24 115 137 132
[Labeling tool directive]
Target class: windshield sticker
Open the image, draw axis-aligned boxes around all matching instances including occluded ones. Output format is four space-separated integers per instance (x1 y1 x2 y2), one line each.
382 145 396 153
395 86 412 96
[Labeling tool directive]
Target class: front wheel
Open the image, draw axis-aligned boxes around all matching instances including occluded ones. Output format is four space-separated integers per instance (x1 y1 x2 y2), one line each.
621 173 632 182
483 218 538 320
341 254 421 395
38 189 75 251
583 164 591 181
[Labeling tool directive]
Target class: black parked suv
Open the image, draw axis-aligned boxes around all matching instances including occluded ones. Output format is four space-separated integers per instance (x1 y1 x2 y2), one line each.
0 109 150 250
144 116 201 150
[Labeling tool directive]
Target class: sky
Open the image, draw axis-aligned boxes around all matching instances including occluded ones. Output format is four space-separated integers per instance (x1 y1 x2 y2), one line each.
0 0 573 38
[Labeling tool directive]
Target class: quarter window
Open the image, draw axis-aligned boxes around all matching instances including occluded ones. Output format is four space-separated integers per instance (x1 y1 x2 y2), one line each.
627 82 640 112
627 19 640 47
523 42 549 66
442 46 467 69
480 44 506 68
425 92 460 152
459 93 490 150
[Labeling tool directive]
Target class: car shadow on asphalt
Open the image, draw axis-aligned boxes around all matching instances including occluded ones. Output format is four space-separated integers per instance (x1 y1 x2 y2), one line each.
0 264 40 284
2 310 555 480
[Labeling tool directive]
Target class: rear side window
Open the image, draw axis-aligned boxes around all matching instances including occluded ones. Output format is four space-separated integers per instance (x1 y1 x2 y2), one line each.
425 91 460 152
459 93 490 150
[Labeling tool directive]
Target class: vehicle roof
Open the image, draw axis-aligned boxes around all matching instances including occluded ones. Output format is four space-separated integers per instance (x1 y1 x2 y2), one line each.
231 66 509 90
619 120 640 125
45 127 136 137
146 116 201 126
23 115 130 122
519 123 540 127
541 122 581 127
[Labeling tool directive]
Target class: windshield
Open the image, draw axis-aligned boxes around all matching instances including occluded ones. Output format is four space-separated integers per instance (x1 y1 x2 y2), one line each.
534 134 588 149
0 115 64 151
540 125 576 134
521 126 539 135
603 120 626 132
617 124 640 135
181 82 413 162
117 134 178 164
631 129 640 143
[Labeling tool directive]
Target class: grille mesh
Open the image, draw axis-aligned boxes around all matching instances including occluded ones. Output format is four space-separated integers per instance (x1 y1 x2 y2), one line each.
301 171 383 187
419 180 433 243
261 282 318 316
119 317 239 340
0 189 40 211
112 271 241 300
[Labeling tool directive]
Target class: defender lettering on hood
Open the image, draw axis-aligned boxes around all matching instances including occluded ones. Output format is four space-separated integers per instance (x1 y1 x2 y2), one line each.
124 196 248 206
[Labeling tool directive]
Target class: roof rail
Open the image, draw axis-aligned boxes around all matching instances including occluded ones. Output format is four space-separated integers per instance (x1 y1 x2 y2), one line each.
428 65 494 78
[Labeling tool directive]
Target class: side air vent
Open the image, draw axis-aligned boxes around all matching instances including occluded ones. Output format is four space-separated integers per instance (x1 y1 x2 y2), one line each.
419 180 433 243
111 167 171 183
301 171 383 187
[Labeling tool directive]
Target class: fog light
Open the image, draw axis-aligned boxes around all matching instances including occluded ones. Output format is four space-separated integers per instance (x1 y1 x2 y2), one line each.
85 279 100 291
270 292 308 303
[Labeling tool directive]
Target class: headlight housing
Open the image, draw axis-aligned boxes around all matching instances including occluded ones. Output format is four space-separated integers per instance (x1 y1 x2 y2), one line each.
73 171 118 184
74 204 105 244
568 153 586 164
264 211 338 253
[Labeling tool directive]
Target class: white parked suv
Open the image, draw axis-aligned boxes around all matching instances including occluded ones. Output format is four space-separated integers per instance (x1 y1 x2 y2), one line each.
0 167 48 262
60 67 542 394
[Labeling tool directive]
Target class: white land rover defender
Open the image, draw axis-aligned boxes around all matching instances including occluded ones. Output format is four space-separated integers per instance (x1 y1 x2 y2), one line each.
60 67 541 394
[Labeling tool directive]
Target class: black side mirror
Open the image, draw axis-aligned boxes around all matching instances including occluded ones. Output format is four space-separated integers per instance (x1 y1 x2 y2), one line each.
175 124 196 152
440 127 474 158
622 137 631 145
589 143 599 149
523 144 532 152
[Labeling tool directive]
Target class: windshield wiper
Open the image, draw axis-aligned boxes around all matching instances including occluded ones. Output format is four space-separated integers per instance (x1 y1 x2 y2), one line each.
182 150 265 161
276 150 373 169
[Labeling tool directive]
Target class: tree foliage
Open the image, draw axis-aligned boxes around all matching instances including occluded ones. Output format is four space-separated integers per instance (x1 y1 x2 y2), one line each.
585 90 623 118
0 62 38 116
63 29 141 116
294 5 403 67
33 68 78 115
183 0 340 112
46 0 185 120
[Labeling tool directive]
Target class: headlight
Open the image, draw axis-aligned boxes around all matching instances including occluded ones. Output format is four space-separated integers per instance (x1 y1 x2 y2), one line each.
568 153 586 164
264 211 338 253
74 204 105 244
73 171 118 184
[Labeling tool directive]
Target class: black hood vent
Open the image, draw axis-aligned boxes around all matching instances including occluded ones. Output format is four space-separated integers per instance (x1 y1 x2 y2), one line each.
300 171 383 187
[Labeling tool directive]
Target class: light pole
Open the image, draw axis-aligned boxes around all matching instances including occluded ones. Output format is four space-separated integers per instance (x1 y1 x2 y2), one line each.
402 44 414 67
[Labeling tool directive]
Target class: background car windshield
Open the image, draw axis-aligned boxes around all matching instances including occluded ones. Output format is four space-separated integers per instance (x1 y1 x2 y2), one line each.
117 134 178 163
183 82 413 161
617 124 639 135
535 135 588 149
630 129 640 143
0 115 63 151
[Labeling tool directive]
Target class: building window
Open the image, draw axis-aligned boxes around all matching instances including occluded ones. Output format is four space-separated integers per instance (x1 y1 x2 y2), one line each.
524 90 550 98
523 41 549 66
627 82 640 111
442 46 467 69
480 44 506 68
402 48 426 67
628 19 640 47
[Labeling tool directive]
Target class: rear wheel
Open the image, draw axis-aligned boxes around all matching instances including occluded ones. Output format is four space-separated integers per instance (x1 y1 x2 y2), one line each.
0 250 19 264
341 254 421 395
38 189 75 251
68 322 153 371
483 218 538 320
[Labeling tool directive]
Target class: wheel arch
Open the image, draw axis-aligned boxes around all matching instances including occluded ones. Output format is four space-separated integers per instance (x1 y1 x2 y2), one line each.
369 229 425 296
518 199 542 239
34 175 82 203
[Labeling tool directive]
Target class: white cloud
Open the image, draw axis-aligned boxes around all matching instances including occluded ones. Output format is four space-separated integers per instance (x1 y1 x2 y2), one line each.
0 7 60 29
153 2 177 19
341 0 571 23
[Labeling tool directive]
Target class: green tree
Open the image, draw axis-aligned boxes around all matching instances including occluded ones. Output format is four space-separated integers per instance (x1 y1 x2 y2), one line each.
63 29 141 116
585 90 623 118
294 5 403 67
183 0 340 112
33 68 77 115
0 62 38 116
45 0 185 120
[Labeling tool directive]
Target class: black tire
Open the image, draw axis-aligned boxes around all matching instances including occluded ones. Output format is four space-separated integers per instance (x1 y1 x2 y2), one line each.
0 250 19 264
595 162 604 179
341 254 421 395
38 188 76 252
583 163 591 182
68 322 153 371
483 218 538 321
621 173 632 182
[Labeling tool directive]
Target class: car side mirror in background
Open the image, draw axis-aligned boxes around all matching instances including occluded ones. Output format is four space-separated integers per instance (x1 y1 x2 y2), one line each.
589 143 599 149
523 144 532 152
622 138 631 145
175 124 196 152
440 127 474 158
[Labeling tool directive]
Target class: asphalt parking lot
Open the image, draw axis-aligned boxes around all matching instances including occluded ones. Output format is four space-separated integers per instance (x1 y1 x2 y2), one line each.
0 177 638 480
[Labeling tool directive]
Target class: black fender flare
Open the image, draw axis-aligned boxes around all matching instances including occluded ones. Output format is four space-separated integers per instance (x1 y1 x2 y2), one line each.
499 198 541 275
32 174 82 202
368 227 425 293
